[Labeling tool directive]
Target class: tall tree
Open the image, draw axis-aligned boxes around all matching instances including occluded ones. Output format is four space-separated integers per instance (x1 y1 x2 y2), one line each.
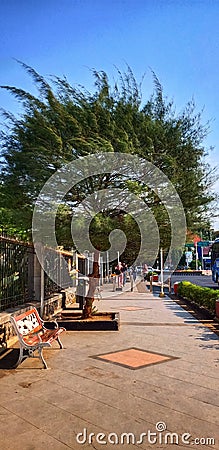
0 62 216 263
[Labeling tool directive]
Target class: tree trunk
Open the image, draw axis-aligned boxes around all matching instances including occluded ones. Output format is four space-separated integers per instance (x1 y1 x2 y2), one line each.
82 250 100 319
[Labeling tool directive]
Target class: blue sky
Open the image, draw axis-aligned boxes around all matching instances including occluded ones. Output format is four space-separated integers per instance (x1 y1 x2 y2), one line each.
0 0 219 227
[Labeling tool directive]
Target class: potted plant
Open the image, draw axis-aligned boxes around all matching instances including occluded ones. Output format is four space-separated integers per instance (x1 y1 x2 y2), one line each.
152 272 159 282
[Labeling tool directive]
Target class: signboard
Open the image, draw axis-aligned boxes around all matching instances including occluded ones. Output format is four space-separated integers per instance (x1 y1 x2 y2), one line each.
197 241 210 247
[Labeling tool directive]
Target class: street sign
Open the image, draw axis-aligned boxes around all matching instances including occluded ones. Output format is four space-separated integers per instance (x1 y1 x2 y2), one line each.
197 241 210 247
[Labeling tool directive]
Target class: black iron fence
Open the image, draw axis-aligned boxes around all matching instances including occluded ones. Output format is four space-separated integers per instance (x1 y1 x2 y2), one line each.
0 235 74 312
43 248 74 298
0 236 32 310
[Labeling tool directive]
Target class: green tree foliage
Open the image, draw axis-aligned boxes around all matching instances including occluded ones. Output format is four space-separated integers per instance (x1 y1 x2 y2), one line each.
0 62 215 263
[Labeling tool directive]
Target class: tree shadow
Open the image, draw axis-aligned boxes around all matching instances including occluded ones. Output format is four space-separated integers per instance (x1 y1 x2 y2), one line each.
194 326 219 349
164 299 201 322
164 296 219 346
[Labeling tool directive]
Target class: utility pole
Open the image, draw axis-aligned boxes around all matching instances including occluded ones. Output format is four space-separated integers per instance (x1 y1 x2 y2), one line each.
195 242 198 270
159 247 165 298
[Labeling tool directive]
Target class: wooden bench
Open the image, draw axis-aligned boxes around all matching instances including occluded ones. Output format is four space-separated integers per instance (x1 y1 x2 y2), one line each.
10 307 66 369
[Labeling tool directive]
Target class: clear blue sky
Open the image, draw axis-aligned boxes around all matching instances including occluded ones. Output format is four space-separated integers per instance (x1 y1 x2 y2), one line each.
0 0 219 227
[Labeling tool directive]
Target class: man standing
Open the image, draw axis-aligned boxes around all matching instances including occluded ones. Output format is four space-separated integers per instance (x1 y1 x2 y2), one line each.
121 262 128 286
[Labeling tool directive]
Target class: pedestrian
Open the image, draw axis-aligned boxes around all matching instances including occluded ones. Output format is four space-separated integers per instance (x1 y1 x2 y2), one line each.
130 266 137 282
121 262 128 286
114 262 123 288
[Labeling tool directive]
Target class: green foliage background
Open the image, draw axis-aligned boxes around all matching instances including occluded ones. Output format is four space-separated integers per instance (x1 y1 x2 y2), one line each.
0 62 216 264
178 281 219 313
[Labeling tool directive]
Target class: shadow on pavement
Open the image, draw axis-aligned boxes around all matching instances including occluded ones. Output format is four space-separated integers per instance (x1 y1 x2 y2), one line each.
0 348 19 369
165 295 219 340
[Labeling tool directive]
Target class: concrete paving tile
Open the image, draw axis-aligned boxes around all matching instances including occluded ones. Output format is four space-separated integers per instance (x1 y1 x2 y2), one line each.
42 415 102 448
118 306 151 310
128 419 217 449
1 283 219 449
45 330 217 400
59 364 145 390
0 395 74 429
21 375 123 409
153 364 219 390
73 418 169 448
26 371 219 444
114 408 218 448
0 384 29 404
47 355 106 374
0 429 70 450
168 358 219 378
130 372 219 400
129 401 219 443
0 406 35 438
0 375 46 403
38 371 170 420
192 390 219 407
138 444 210 450
77 422 218 450
2 395 112 449
9 370 217 446
130 384 219 425
76 423 154 449
58 395 135 430
53 361 153 391
20 379 132 428
77 370 217 419
48 365 124 391
42 413 145 449
51 366 219 441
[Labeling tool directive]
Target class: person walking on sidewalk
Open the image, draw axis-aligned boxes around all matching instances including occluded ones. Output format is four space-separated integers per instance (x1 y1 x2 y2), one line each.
129 266 137 291
115 262 123 288
130 266 137 282
121 262 128 286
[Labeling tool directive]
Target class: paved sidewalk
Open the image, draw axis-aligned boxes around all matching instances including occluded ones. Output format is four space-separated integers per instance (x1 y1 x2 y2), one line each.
0 281 219 449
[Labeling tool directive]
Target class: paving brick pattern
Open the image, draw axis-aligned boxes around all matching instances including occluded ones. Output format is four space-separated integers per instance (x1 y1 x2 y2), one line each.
0 278 218 449
92 347 178 369
114 306 150 311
